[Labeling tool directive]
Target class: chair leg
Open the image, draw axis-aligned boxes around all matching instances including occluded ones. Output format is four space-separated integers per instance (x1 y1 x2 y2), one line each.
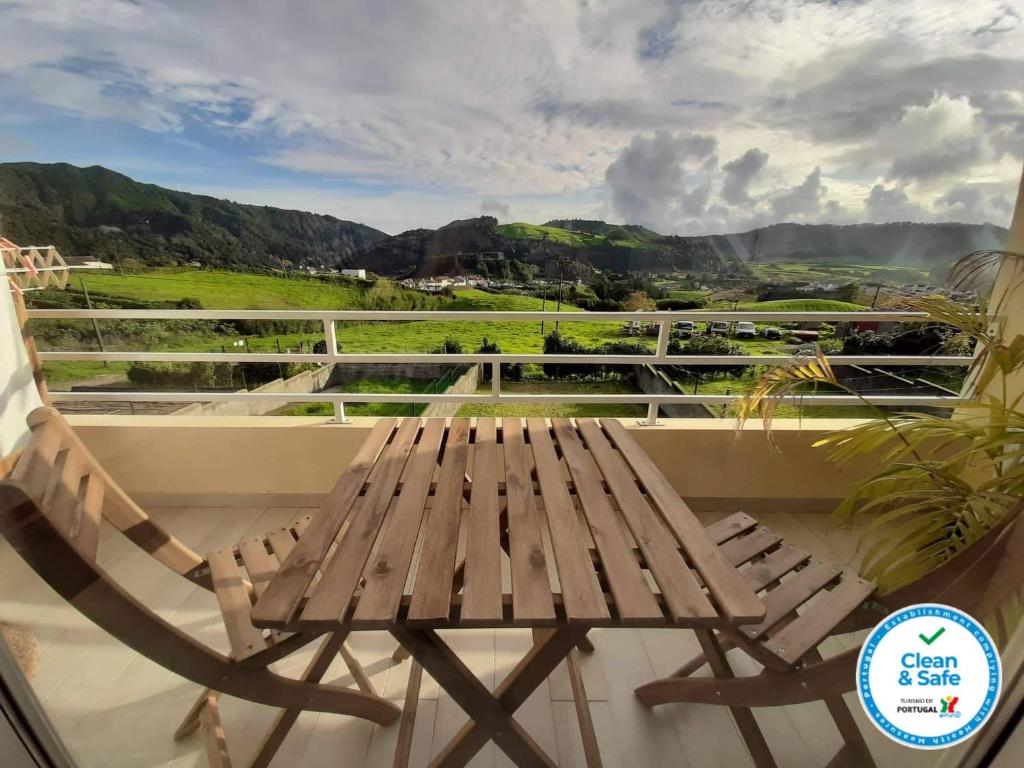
247 633 346 768
199 694 232 768
176 688 218 740
804 649 875 767
670 632 738 678
695 629 777 768
339 641 380 697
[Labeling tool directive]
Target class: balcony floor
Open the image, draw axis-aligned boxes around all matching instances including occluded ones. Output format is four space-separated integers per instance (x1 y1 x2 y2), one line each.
0 505 933 768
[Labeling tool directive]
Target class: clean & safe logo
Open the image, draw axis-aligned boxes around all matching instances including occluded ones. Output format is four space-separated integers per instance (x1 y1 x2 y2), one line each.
856 603 1000 749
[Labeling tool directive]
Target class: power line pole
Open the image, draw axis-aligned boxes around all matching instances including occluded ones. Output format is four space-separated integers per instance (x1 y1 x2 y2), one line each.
79 275 107 366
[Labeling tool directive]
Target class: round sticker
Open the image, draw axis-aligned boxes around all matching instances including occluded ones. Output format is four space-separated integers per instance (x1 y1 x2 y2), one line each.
857 603 1001 749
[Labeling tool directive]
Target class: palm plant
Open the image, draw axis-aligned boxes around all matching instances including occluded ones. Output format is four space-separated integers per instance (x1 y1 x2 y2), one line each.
736 251 1024 597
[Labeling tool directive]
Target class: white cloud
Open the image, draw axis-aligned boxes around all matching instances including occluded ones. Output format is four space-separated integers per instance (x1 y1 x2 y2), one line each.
864 184 928 223
721 148 769 205
0 0 1020 231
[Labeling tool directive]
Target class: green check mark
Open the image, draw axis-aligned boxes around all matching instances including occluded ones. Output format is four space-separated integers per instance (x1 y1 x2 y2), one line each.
919 627 946 646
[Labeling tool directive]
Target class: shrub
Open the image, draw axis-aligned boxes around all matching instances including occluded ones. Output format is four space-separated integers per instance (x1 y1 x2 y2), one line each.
431 335 464 355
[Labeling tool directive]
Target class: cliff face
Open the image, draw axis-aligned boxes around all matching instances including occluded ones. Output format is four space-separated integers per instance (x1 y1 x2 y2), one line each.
0 162 388 268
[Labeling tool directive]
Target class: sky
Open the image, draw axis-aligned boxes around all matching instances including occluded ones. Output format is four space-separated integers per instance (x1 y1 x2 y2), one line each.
0 0 1022 236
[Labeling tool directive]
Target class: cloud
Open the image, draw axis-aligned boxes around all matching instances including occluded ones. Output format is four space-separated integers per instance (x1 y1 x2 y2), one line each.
882 95 986 182
935 185 1014 223
0 0 1020 232
721 148 769 205
770 167 827 220
864 184 928 222
605 130 717 229
480 197 510 218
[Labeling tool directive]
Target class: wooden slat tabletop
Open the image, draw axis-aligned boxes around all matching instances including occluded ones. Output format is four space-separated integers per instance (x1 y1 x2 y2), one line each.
253 418 765 632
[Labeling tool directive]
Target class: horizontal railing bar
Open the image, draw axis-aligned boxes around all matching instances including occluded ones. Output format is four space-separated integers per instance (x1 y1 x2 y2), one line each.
47 390 964 407
27 308 930 322
37 351 973 366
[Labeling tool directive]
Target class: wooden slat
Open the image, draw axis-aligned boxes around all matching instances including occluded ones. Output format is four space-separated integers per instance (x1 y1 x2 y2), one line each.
737 562 840 640
768 576 876 665
407 419 472 622
72 473 104 560
353 419 446 626
207 548 268 658
718 528 782 567
551 419 661 622
296 418 421 627
600 418 764 623
251 418 397 627
42 447 86 546
526 418 608 622
706 512 760 545
12 417 64 500
238 538 280 600
460 418 503 623
502 419 556 623
266 526 298 563
740 545 811 592
576 418 715 623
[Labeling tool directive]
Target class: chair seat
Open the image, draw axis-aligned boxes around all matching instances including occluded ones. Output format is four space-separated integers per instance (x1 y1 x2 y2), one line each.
206 515 314 660
705 513 876 668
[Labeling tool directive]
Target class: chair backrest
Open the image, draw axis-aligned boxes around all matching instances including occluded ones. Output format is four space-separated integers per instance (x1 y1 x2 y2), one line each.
4 407 205 580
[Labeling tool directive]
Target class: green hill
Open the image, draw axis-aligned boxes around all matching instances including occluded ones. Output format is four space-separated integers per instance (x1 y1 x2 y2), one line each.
0 162 387 269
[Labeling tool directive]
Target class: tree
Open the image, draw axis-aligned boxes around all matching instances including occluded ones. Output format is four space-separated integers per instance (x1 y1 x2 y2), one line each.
623 291 656 312
835 282 860 303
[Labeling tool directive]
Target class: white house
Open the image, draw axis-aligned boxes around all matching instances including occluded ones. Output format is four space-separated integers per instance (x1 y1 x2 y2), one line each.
341 268 367 279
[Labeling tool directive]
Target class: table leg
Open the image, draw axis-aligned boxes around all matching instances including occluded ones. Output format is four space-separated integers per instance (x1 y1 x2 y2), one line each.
694 628 777 768
392 625 588 768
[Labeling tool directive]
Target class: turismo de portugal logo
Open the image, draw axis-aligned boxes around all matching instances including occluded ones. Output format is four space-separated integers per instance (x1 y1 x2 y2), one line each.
857 603 1001 749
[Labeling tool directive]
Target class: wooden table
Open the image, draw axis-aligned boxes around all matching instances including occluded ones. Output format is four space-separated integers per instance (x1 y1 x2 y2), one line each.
252 417 768 767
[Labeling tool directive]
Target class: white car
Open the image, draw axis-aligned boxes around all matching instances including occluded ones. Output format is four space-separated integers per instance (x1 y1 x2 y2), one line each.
708 321 730 336
673 320 694 336
735 321 756 338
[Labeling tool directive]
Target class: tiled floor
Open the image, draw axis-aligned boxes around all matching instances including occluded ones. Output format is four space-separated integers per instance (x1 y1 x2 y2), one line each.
0 505 934 767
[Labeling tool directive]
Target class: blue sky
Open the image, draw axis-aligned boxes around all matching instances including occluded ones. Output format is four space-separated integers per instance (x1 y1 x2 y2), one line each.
0 0 1022 235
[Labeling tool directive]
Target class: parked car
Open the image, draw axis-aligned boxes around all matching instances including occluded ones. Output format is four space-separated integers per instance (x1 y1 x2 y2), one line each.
708 320 730 336
762 326 782 340
673 320 694 337
735 321 756 339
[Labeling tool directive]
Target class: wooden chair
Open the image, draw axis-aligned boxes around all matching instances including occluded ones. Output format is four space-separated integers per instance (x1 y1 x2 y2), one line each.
636 504 1024 767
0 407 405 767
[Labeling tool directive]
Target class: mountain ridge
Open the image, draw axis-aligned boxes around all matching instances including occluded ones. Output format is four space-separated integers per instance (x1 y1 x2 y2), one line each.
0 162 387 269
0 162 1009 277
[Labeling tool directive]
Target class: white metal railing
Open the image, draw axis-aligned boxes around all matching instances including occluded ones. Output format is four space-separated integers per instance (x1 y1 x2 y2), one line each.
28 307 973 424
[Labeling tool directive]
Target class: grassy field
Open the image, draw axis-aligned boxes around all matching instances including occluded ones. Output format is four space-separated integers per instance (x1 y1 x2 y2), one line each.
455 379 644 418
732 298 868 312
332 289 626 354
495 222 645 249
67 267 368 309
277 377 450 417
750 261 930 286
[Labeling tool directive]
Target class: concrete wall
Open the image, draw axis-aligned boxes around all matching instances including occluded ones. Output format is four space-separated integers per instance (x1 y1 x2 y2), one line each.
172 365 334 417
421 364 482 418
67 414 882 513
633 364 717 418
327 362 460 383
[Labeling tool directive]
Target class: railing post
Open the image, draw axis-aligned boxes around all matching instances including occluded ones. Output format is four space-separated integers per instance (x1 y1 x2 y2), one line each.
655 319 671 361
638 401 662 427
333 398 351 424
323 317 338 361
491 361 500 400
